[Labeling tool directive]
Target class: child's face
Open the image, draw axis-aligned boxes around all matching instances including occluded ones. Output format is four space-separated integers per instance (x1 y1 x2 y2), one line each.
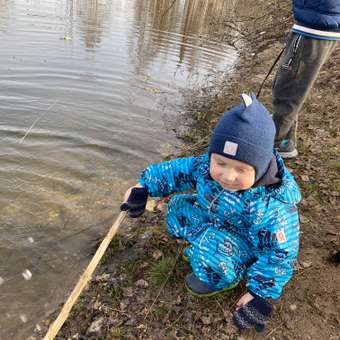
210 153 255 192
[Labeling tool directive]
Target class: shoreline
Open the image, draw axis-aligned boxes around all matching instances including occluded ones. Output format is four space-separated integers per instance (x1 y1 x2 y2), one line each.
39 1 339 339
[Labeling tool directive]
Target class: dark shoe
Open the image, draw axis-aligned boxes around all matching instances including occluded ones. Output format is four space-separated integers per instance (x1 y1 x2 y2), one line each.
185 272 238 297
276 139 298 159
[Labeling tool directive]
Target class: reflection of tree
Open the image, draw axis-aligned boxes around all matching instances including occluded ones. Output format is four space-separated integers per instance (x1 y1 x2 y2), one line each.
131 0 243 75
72 0 112 49
131 0 181 74
0 0 11 9
0 0 12 30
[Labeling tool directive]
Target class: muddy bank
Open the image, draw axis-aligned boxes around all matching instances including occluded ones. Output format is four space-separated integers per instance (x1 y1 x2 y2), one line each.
39 1 339 339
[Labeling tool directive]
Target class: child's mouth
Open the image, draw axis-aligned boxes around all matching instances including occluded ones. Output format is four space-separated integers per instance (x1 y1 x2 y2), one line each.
220 181 238 190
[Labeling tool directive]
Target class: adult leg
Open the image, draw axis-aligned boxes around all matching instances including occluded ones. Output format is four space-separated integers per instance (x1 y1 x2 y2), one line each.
272 33 337 157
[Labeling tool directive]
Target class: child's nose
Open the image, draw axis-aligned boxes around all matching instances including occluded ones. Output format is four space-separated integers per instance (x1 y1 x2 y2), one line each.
222 168 237 182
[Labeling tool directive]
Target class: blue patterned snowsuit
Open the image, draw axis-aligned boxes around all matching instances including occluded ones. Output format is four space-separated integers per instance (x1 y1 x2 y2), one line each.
139 151 301 299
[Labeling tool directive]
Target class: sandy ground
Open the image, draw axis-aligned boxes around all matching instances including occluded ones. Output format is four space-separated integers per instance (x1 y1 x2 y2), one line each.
38 1 339 339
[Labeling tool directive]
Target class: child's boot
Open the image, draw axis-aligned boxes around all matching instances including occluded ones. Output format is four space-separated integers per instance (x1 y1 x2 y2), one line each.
185 272 237 297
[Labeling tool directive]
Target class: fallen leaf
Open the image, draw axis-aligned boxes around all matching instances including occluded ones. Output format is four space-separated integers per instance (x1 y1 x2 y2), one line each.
135 279 149 288
120 302 127 311
201 315 212 325
300 260 312 268
146 200 157 212
122 287 134 297
140 262 149 268
152 250 163 260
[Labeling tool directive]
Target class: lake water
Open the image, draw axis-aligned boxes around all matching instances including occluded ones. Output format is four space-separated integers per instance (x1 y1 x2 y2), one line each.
0 0 253 337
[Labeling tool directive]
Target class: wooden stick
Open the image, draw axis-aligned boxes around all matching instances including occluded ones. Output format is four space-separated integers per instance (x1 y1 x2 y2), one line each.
44 211 127 340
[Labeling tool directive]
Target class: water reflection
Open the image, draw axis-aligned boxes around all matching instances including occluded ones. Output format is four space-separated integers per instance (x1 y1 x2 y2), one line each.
72 0 112 49
0 0 241 338
134 0 238 37
132 0 238 75
0 0 12 30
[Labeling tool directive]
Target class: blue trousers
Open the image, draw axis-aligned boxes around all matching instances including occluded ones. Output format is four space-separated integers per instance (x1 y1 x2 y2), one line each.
166 194 256 289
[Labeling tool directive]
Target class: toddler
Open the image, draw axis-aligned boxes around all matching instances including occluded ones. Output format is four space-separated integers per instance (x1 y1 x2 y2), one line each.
121 93 301 332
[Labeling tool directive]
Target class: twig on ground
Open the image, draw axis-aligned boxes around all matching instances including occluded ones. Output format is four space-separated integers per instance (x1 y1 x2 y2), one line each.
294 265 318 276
215 299 225 314
144 245 184 320
164 310 185 331
263 321 285 339
181 140 209 153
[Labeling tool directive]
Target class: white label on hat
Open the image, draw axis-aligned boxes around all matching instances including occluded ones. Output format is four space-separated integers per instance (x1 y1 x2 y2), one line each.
223 141 238 156
241 93 252 107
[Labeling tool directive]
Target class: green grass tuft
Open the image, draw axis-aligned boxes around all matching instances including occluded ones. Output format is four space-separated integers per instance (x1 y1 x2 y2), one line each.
110 327 123 338
147 256 177 286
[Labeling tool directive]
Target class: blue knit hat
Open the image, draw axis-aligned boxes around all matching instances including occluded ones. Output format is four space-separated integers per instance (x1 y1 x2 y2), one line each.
209 93 276 181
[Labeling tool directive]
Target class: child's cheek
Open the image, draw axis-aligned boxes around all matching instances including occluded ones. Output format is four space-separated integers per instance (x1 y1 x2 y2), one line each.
238 179 247 188
239 175 255 189
210 166 218 182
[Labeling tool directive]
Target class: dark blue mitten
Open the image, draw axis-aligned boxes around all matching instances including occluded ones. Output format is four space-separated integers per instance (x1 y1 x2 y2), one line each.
233 295 272 332
120 187 148 218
